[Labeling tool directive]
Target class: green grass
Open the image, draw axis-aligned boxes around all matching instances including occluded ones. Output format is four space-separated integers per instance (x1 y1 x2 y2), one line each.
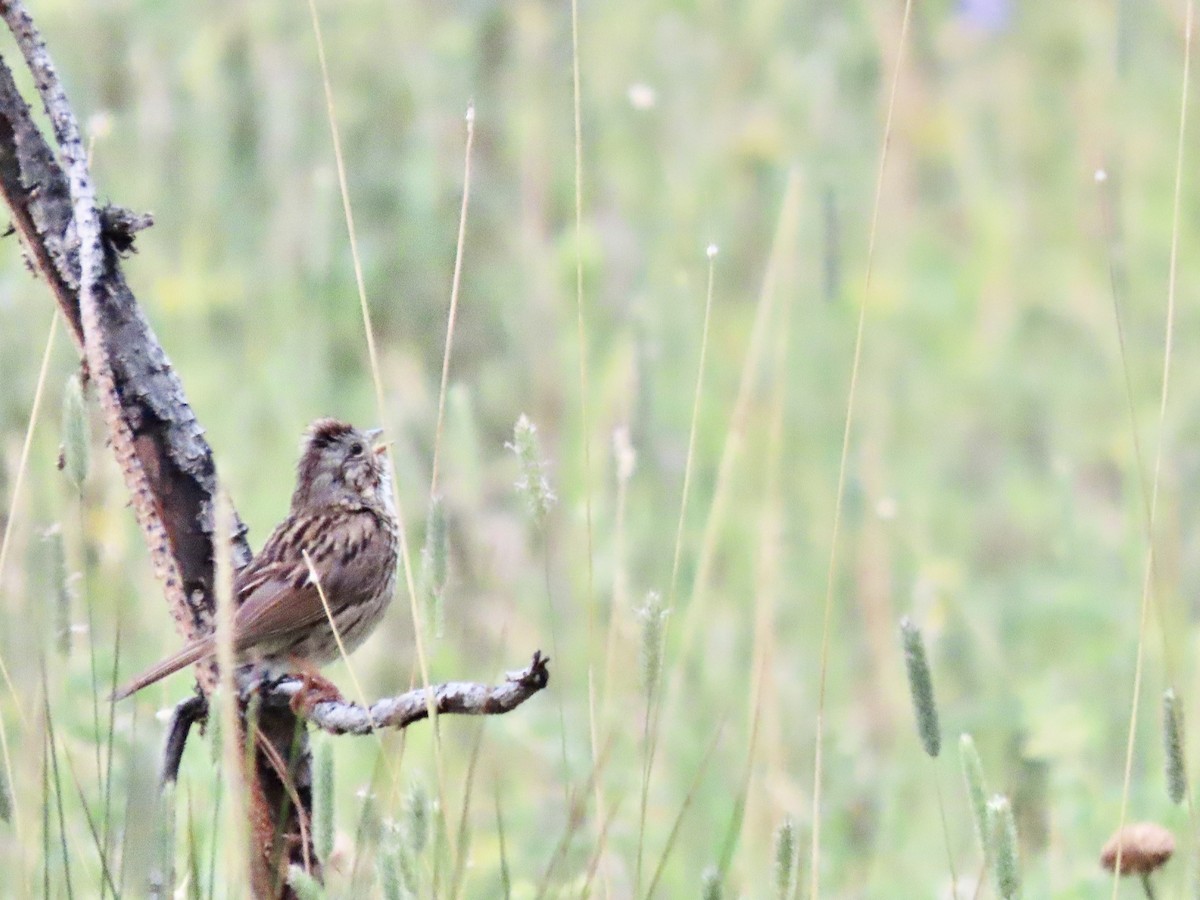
1 0 1199 896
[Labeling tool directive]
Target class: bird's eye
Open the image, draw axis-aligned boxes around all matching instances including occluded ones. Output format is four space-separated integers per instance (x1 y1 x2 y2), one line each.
349 442 364 457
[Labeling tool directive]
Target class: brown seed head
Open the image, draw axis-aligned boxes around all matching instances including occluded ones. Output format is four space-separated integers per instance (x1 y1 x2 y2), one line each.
1100 822 1175 876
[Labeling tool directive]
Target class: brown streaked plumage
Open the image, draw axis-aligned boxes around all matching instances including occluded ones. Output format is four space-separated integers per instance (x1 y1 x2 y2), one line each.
113 418 398 701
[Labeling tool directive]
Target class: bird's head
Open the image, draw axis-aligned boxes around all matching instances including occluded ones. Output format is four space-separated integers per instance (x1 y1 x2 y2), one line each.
292 418 389 510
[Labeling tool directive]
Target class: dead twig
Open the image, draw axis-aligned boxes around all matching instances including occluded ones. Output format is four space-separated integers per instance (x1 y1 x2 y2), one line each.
265 652 551 736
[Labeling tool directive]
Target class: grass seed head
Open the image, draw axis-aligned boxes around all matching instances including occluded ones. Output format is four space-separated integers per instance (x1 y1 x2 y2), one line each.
0 766 12 824
613 425 636 483
44 525 72 657
508 414 556 523
900 616 941 757
959 734 990 860
1163 689 1188 805
420 495 449 637
774 816 796 898
60 373 90 488
314 739 335 862
638 591 669 697
286 865 326 899
405 779 430 856
378 843 409 900
988 794 1020 898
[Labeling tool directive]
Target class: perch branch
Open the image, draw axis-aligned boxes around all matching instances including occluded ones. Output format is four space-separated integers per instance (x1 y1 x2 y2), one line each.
160 652 550 782
267 651 551 736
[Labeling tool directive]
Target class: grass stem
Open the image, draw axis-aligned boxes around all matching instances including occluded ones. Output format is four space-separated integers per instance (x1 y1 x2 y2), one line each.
808 3 913 894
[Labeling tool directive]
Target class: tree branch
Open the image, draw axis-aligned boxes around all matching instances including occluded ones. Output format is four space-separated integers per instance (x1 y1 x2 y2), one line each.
161 652 551 783
267 651 551 735
0 4 284 895
0 0 251 637
161 695 208 786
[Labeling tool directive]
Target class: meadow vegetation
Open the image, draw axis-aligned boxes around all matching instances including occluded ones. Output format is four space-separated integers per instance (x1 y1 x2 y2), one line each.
1 0 1199 896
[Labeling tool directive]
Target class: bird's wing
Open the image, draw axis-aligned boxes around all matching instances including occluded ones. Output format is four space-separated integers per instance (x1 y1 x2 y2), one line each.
224 508 343 648
110 565 330 700
229 509 381 647
230 565 334 649
111 508 386 700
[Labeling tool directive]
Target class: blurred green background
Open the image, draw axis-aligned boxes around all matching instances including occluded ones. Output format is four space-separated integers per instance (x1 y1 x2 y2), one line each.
1 0 1199 896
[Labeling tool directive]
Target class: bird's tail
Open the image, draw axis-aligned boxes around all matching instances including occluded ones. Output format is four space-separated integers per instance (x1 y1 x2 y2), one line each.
110 637 215 701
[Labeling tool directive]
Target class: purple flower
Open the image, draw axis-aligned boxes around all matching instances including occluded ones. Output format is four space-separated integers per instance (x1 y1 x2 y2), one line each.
958 0 1011 32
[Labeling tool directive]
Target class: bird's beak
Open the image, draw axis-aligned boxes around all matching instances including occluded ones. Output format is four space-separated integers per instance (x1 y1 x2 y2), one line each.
365 427 390 456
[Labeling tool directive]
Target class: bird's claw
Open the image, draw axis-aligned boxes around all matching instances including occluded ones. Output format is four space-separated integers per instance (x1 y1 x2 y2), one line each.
289 670 345 716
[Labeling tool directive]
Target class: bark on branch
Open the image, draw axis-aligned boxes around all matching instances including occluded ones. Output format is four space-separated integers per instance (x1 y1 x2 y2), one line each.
270 650 551 735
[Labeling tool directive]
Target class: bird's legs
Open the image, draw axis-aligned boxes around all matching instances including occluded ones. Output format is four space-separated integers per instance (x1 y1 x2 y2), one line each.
286 660 345 715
